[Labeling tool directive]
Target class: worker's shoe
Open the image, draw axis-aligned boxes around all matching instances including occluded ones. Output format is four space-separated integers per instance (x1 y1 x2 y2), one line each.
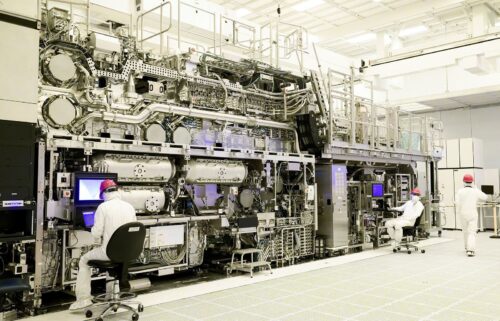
466 251 475 257
69 298 93 311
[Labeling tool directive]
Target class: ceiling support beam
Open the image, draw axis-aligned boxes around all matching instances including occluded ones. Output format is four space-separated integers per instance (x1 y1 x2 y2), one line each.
470 3 496 37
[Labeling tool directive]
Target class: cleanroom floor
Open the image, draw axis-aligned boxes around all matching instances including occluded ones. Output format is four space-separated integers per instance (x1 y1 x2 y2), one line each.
27 231 500 321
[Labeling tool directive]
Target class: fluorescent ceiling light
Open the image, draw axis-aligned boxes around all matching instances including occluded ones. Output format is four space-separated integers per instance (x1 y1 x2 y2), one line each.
309 34 321 43
399 103 433 112
293 0 324 12
235 8 251 18
348 32 376 44
399 25 428 37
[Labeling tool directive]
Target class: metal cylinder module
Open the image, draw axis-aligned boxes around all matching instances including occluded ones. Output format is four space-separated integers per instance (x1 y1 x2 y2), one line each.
93 154 175 183
88 32 122 54
118 187 166 213
184 159 247 184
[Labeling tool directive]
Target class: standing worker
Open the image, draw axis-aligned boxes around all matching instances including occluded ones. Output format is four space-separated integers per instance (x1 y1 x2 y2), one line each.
455 174 487 257
385 188 425 246
69 179 137 311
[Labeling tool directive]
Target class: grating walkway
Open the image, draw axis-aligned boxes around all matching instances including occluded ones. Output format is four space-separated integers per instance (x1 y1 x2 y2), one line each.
27 231 500 321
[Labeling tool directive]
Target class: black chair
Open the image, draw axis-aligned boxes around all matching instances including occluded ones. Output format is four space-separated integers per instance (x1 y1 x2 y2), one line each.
393 215 426 254
85 222 146 321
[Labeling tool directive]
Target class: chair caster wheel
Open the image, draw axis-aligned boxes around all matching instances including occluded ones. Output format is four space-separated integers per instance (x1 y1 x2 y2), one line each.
392 248 397 253
138 304 144 312
407 250 411 254
85 310 92 318
132 313 140 321
96 317 104 321
421 249 426 253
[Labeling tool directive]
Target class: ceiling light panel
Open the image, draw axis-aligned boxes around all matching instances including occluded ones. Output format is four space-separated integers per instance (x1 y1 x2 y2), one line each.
399 25 428 37
235 8 251 18
348 32 376 44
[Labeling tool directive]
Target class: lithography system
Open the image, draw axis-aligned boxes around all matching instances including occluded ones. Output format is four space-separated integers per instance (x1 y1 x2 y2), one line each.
1 3 443 311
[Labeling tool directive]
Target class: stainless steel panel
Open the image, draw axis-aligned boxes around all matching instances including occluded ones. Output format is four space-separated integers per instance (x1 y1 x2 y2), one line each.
316 164 349 249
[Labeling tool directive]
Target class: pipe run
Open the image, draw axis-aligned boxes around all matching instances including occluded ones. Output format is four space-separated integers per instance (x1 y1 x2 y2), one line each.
101 103 294 130
73 102 302 152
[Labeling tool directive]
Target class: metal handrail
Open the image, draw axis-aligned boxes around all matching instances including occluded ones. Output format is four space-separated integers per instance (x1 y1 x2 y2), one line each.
216 15 256 56
325 67 441 154
137 1 172 54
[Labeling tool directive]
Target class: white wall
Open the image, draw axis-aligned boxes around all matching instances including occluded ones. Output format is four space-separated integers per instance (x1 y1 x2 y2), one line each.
423 106 500 168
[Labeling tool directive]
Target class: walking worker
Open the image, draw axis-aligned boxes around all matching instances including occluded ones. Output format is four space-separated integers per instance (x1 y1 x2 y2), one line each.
455 174 487 257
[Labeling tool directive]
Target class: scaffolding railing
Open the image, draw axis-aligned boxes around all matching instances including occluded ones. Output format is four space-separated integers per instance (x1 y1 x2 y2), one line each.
213 16 256 57
325 68 443 157
137 1 172 54
259 20 308 72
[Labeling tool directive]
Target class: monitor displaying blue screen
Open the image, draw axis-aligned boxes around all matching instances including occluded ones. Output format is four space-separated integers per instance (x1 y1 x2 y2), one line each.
82 211 95 228
372 183 384 198
78 179 106 201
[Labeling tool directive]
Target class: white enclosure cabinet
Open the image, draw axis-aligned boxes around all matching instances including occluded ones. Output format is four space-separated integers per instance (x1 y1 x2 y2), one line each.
459 138 483 168
446 139 460 168
0 10 39 123
438 168 483 229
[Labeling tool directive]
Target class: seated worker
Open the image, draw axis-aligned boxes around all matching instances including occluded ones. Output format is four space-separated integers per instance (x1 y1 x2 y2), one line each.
385 188 424 246
69 179 137 311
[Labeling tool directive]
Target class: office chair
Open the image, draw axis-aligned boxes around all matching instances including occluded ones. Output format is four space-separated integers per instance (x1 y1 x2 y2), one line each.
393 215 426 254
84 222 146 321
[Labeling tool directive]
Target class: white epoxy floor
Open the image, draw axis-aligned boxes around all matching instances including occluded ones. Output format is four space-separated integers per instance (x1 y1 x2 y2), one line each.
26 231 500 321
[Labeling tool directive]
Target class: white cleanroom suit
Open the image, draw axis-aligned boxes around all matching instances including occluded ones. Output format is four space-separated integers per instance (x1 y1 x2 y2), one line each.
69 191 137 310
385 196 424 243
455 185 487 254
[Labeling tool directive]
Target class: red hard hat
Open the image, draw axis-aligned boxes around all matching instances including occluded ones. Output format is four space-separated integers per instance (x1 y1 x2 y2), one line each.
463 174 474 183
411 188 421 196
100 179 117 198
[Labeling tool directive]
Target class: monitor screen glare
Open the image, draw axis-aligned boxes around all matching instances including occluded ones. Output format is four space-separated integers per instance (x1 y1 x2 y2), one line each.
78 179 105 201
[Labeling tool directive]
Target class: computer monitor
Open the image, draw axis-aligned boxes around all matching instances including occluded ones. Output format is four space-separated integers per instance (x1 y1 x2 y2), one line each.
372 183 384 198
74 172 117 206
481 185 494 195
82 211 95 228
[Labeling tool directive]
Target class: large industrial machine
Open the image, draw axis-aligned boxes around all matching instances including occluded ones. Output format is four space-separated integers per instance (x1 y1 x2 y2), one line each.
0 1 443 317
31 3 317 313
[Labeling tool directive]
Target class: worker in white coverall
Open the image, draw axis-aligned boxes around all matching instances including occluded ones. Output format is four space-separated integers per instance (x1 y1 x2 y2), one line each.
385 188 424 246
69 179 137 311
455 174 487 257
